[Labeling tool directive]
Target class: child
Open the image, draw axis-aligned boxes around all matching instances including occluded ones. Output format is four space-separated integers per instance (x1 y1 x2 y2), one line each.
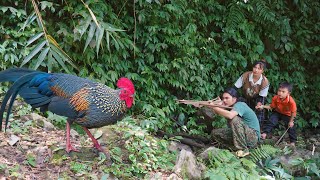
257 82 297 146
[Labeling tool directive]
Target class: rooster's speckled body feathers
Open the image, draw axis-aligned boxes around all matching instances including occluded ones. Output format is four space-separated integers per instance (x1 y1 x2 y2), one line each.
0 68 135 153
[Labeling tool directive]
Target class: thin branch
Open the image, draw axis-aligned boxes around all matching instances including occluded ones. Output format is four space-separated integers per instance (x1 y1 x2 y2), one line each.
31 0 49 44
133 0 136 59
80 0 100 28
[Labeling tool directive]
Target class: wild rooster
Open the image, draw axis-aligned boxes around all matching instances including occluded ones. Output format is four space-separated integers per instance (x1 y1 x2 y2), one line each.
0 68 135 154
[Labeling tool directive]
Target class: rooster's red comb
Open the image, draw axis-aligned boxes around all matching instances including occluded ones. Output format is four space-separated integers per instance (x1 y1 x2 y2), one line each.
117 77 135 94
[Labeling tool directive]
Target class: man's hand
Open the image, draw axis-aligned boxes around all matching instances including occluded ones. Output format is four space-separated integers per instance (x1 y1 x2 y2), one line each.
288 121 294 128
256 104 264 110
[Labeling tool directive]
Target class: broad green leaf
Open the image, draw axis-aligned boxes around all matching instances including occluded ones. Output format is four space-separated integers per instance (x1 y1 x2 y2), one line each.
95 27 104 55
21 40 46 67
26 32 44 47
47 51 54 72
109 33 120 50
0 7 9 13
309 163 320 177
50 48 71 74
79 17 92 37
241 60 247 68
83 22 97 53
106 31 110 52
104 23 125 32
256 45 264 54
34 47 50 69
157 109 165 118
19 12 37 32
285 44 290 51
49 44 77 70
107 71 118 82
288 158 303 166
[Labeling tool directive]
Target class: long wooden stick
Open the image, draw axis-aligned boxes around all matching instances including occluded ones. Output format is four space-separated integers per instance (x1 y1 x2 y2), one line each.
275 127 290 146
177 99 232 109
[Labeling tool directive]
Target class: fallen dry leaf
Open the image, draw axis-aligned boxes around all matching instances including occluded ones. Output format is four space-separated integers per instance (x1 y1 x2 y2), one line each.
8 134 20 146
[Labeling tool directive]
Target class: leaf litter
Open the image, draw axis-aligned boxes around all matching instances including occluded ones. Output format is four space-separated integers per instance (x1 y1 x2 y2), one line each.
0 113 112 179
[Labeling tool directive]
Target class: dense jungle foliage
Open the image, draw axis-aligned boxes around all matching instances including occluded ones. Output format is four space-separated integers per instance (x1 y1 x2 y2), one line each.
0 0 319 135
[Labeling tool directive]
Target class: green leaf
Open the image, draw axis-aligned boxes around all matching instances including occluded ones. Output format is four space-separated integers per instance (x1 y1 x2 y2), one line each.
20 40 47 67
104 23 125 32
288 158 303 166
79 17 92 37
157 109 165 118
109 33 119 50
285 44 290 51
50 48 71 74
309 163 320 177
107 71 118 82
106 31 110 52
49 44 78 70
47 51 54 72
241 60 247 68
129 154 136 162
83 22 97 53
256 45 264 54
26 32 44 46
33 47 50 69
96 27 104 55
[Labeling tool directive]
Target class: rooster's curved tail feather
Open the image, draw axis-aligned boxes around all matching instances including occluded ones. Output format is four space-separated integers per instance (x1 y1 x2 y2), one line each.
0 68 45 131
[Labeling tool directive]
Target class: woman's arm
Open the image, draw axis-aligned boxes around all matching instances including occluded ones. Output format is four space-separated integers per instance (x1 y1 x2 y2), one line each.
211 107 238 120
256 104 272 110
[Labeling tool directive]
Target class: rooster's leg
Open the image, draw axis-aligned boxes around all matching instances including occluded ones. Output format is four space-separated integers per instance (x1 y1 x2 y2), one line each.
83 127 112 165
66 121 79 153
82 127 105 152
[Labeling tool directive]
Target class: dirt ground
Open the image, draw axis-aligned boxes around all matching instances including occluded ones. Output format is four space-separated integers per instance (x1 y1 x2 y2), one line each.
0 114 114 179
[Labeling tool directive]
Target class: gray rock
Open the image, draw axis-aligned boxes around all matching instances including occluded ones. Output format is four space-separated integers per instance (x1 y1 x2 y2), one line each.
149 172 163 180
198 146 220 160
196 107 216 133
30 113 46 121
42 119 55 131
148 172 182 180
70 129 79 138
168 141 192 152
309 138 317 143
167 173 182 180
174 149 204 179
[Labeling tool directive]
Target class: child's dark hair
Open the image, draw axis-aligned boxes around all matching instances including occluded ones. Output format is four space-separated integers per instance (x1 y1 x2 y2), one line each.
253 59 267 70
279 82 293 92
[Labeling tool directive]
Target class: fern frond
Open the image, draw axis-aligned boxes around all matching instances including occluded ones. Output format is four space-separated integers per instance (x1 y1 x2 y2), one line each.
253 0 276 22
226 2 246 30
248 144 279 163
206 149 260 179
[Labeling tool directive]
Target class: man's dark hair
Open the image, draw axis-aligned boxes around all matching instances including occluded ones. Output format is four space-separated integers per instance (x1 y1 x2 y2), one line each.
279 82 293 92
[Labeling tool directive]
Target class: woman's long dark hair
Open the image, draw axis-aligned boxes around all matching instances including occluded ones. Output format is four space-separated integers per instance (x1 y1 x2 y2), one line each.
223 87 246 103
253 59 267 70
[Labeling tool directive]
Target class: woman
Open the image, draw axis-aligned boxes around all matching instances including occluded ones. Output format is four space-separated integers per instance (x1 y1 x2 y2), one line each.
234 60 269 122
211 88 261 157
